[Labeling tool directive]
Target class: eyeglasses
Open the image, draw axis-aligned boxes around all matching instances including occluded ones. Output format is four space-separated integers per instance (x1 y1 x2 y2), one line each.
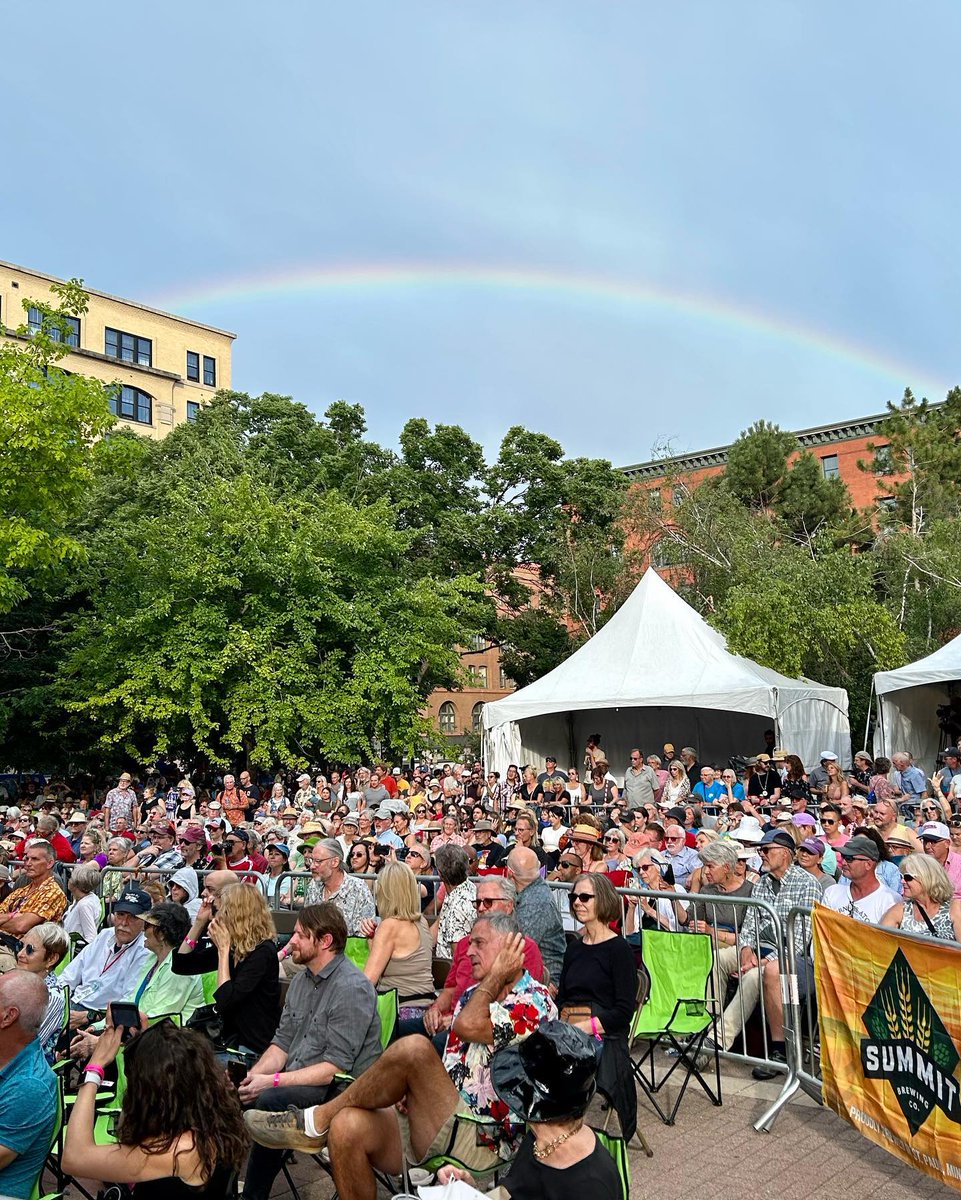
311 856 336 866
570 892 596 904
178 839 194 846
901 873 916 882
559 860 580 870
842 856 873 863
665 836 684 843
22 943 37 955
821 819 837 826
951 820 961 829
473 897 504 910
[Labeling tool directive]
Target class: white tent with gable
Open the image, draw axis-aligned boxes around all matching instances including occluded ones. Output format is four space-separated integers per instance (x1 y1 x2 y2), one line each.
872 635 961 768
482 568 850 777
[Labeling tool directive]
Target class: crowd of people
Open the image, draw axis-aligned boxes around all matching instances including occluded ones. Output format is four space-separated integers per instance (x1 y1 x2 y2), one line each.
0 733 960 1199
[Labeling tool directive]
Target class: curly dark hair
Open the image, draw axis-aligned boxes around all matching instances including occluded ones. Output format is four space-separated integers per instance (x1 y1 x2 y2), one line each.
118 1022 248 1179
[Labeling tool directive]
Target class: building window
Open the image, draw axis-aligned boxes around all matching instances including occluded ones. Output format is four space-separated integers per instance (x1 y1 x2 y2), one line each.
499 668 509 690
671 483 689 507
468 634 486 652
439 702 457 734
28 306 80 347
105 327 152 367
471 702 485 733
186 351 200 382
110 385 152 425
203 355 216 386
821 453 840 479
873 445 893 475
186 401 201 422
466 665 488 688
648 487 661 511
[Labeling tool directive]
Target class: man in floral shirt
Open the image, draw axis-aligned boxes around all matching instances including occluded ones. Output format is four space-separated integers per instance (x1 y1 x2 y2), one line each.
244 912 555 1200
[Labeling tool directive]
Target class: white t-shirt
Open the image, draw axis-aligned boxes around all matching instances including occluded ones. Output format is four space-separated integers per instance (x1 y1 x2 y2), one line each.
541 825 569 853
822 882 900 924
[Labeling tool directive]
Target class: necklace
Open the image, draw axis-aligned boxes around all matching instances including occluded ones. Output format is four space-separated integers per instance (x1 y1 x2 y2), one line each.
533 1121 582 1160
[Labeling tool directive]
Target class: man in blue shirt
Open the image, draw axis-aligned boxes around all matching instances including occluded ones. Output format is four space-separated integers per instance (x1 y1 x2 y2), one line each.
692 767 726 805
892 753 929 804
0 971 57 1199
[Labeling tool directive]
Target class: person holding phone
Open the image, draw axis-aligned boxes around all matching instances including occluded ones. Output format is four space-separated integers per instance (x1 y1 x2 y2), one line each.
62 1014 248 1197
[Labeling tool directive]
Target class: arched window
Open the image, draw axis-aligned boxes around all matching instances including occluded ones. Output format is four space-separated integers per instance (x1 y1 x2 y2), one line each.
471 702 485 733
439 702 457 734
110 385 153 425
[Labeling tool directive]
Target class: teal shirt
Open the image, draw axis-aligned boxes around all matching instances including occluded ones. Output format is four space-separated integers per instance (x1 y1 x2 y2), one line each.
0 1038 57 1199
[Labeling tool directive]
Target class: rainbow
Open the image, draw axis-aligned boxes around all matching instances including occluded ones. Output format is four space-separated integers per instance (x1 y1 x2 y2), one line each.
149 263 952 395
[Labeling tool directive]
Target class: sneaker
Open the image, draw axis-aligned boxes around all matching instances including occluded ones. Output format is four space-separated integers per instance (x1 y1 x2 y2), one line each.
751 1050 787 1081
244 1106 328 1152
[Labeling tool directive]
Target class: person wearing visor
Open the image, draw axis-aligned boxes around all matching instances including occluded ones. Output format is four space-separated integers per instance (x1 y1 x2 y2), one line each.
440 1021 621 1198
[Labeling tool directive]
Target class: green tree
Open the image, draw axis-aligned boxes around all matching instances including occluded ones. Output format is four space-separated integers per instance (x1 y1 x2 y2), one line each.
0 280 113 613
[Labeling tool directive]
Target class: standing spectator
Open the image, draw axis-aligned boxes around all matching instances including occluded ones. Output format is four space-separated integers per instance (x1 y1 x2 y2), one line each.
218 775 246 826
623 750 657 811
680 746 702 788
536 756 569 788
892 752 929 804
506 847 566 986
239 770 261 819
103 772 137 833
662 759 691 807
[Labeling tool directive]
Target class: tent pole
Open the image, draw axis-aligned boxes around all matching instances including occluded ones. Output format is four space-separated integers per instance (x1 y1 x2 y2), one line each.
566 712 576 773
862 680 874 754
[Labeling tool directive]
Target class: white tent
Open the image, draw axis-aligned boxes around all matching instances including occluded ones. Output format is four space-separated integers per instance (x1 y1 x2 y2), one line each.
872 634 961 768
482 569 850 777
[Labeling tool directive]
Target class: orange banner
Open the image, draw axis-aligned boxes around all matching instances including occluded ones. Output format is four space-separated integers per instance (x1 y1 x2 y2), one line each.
813 904 961 1190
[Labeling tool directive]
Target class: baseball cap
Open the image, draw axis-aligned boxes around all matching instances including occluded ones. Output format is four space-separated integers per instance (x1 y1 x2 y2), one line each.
918 821 950 842
819 751 839 762
114 888 152 916
759 829 796 851
799 837 825 856
839 834 880 862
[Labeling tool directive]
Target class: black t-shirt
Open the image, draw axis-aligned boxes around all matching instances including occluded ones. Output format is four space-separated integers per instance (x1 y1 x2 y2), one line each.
747 768 780 798
500 1132 621 1200
473 839 505 869
241 784 261 820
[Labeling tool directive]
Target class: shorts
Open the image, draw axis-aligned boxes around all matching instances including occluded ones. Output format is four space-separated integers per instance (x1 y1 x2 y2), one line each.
400 1105 503 1175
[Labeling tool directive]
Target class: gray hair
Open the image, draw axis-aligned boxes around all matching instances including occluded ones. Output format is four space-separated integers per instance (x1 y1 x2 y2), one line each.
473 911 520 938
698 840 739 870
318 838 345 864
435 844 470 888
24 839 55 861
604 827 627 849
70 863 102 896
476 875 517 904
107 837 132 854
36 815 59 834
899 852 953 906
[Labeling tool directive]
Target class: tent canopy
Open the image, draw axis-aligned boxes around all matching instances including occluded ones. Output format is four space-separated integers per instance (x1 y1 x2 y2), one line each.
483 569 850 776
873 633 961 768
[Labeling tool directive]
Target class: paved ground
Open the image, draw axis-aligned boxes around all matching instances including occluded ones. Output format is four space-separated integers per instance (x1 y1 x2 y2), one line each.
262 1057 959 1200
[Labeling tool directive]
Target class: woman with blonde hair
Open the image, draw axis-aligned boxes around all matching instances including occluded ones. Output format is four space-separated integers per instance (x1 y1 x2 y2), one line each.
663 759 691 806
63 862 103 945
78 827 107 867
174 882 281 1055
881 853 961 941
360 861 434 1022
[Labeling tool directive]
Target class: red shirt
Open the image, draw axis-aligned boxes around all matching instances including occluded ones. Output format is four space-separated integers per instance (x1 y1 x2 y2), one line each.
444 933 545 1004
15 831 76 863
381 775 398 797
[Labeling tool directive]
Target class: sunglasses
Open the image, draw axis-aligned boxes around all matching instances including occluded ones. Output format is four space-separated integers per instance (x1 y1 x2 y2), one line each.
559 860 580 869
603 836 620 843
22 942 38 955
473 897 504 910
570 892 596 904
901 873 916 882
821 818 837 826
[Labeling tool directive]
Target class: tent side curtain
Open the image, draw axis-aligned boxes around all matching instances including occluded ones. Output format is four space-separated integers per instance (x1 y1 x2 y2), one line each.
874 683 954 769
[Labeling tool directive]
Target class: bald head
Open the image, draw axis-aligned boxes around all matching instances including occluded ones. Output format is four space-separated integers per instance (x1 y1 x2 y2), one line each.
202 869 238 909
0 970 48 1037
507 846 540 887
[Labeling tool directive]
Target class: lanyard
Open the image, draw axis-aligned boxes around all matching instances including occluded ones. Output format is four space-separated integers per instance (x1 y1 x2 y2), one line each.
100 942 131 976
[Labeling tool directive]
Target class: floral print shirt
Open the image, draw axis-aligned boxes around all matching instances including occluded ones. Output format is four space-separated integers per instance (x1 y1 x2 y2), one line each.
443 971 557 1158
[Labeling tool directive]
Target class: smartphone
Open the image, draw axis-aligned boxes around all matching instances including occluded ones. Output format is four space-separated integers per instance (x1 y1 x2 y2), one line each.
225 1056 248 1087
109 1002 142 1041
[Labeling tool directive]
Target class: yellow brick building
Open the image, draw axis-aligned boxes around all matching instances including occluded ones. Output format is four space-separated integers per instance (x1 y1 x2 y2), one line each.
0 260 234 435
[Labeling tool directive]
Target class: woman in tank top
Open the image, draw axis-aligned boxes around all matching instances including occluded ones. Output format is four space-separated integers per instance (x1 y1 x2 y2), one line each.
358 861 435 1020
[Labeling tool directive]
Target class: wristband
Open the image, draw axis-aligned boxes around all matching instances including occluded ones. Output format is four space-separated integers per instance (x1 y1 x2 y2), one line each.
273 1072 281 1087
86 1063 106 1080
83 1071 104 1088
590 1017 602 1042
184 937 198 949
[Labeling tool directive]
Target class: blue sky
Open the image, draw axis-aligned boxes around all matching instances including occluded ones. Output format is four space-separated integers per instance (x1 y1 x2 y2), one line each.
5 3 959 465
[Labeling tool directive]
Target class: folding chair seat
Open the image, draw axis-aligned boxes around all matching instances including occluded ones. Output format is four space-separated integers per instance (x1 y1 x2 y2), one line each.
630 929 722 1125
344 935 370 971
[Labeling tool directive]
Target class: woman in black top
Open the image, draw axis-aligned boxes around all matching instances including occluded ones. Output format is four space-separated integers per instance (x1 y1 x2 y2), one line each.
556 873 637 1140
62 1017 248 1198
173 883 280 1054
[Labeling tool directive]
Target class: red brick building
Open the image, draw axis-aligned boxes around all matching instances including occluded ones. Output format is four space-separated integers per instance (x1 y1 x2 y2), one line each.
620 407 896 508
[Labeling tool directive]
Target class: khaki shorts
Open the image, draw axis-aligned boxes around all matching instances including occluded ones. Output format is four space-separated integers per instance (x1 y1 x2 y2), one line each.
400 1104 503 1175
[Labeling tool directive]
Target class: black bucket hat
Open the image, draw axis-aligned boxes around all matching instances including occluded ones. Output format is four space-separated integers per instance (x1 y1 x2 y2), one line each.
490 1021 599 1122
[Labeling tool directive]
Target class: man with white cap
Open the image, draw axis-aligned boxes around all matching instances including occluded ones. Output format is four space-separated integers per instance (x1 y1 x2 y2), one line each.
295 773 318 811
918 821 961 898
372 806 403 850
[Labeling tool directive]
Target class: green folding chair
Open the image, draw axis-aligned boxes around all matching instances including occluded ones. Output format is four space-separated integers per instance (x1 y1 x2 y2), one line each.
201 969 220 1004
29 1073 63 1200
630 930 722 1125
344 935 370 971
594 1127 631 1200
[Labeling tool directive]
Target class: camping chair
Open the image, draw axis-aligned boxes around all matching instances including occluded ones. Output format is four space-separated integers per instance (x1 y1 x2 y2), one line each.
594 1127 632 1200
29 1073 64 1200
630 929 722 1125
344 935 371 971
